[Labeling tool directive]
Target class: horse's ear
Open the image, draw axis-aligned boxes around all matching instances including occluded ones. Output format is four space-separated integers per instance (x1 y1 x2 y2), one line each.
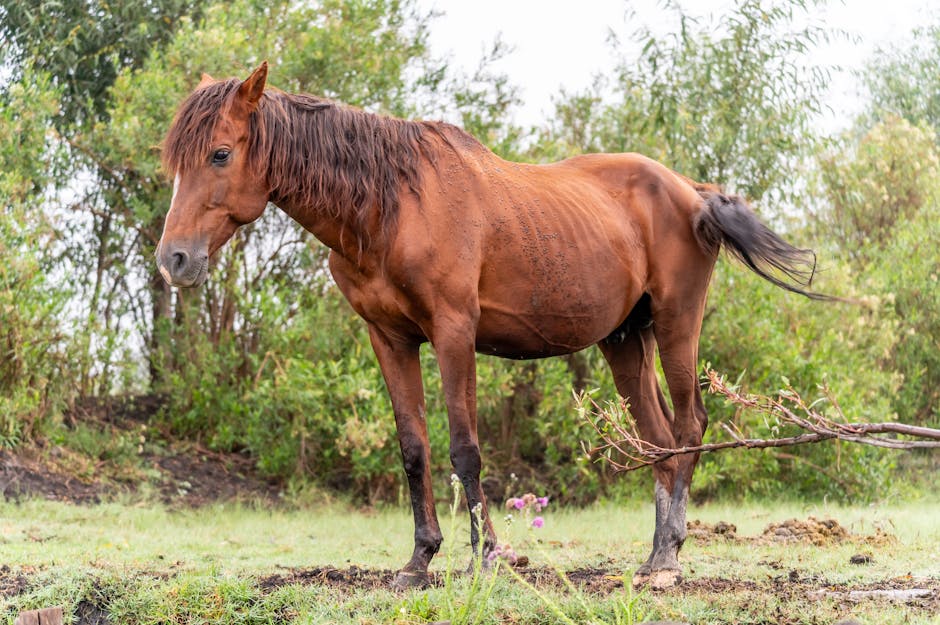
197 72 215 90
236 61 268 114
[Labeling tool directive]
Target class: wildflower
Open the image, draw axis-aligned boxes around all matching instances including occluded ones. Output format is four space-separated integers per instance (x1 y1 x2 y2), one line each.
536 496 549 508
506 497 521 510
513 498 525 510
487 543 517 564
522 493 537 506
531 516 544 529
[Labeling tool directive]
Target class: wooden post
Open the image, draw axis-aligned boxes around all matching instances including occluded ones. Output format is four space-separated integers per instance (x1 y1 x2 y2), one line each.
13 607 64 625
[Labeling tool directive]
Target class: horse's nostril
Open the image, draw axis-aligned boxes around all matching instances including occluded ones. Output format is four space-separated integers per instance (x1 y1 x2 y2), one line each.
171 250 189 271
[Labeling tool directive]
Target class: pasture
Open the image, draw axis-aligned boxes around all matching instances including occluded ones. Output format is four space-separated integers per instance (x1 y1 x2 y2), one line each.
2 498 938 624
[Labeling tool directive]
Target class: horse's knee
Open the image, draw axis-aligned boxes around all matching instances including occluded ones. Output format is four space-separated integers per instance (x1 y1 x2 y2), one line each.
450 441 482 477
416 525 443 554
398 431 427 478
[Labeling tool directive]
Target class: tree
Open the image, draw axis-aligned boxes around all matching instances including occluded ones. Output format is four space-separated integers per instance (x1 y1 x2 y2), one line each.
815 115 940 266
0 71 72 444
532 0 831 208
861 24 940 138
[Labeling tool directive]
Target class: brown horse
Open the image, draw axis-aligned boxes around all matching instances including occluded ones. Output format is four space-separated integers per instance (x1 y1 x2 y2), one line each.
157 63 822 590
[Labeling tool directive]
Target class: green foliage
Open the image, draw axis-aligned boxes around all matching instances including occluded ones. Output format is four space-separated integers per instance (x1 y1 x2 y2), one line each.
0 71 73 445
815 115 940 264
870 204 940 426
0 0 207 128
814 84 940 426
532 0 831 205
861 23 940 135
696 263 901 501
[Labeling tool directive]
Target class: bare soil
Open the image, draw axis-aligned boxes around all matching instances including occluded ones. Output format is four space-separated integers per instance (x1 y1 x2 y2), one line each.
686 516 898 548
0 394 282 507
5 563 934 611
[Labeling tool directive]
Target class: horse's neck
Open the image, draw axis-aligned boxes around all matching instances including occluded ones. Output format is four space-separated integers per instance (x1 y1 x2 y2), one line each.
275 195 379 265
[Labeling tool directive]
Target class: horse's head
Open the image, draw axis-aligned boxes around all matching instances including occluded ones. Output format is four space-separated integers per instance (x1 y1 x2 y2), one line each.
157 63 270 287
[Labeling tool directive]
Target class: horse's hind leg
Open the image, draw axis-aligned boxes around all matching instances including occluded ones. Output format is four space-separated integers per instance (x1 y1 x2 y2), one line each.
598 298 679 588
646 273 712 589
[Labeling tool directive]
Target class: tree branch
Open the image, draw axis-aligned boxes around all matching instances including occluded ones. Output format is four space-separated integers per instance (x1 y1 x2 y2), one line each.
579 369 940 472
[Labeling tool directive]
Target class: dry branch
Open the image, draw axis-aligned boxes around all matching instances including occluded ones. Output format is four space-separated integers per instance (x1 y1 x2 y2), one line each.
580 369 940 472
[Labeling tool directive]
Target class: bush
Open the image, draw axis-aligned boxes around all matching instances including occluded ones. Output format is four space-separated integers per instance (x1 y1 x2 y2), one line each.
0 73 74 446
694 260 901 502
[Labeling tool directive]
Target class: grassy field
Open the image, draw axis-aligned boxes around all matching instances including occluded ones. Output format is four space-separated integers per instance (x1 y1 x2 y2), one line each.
2 498 938 624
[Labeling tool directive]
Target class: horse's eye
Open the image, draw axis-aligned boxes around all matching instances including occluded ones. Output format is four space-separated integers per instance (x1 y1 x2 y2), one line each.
211 149 231 166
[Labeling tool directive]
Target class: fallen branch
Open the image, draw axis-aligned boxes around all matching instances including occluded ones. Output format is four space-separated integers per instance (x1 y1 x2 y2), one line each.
580 369 940 472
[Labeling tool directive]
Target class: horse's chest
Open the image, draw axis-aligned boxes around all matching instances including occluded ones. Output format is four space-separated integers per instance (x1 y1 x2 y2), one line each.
329 254 425 336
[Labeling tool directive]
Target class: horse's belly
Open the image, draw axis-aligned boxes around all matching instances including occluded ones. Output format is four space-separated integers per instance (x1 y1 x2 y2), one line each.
474 294 627 359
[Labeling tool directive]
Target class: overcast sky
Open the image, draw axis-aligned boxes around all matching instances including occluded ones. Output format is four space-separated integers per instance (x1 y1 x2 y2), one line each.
419 0 937 131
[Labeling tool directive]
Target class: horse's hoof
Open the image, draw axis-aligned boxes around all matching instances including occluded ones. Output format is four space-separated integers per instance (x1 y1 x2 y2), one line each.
649 568 683 590
391 570 430 590
631 571 651 588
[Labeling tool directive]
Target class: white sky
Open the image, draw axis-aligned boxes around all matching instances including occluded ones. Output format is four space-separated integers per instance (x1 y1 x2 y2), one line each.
420 0 937 131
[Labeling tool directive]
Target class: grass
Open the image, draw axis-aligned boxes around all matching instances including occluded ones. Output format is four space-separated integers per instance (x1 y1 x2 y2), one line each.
2 498 939 624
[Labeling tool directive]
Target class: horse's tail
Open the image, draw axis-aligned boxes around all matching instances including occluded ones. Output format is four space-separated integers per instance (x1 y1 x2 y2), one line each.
692 186 832 301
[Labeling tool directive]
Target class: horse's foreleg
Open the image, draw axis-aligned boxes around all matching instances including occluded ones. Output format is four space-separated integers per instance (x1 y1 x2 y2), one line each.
368 326 442 589
433 319 497 563
599 325 678 588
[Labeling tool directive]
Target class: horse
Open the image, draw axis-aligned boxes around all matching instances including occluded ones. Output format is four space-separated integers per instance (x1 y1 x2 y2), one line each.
157 62 823 590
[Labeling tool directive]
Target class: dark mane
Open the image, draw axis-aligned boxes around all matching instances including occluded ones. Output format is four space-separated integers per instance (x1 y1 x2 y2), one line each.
163 79 468 235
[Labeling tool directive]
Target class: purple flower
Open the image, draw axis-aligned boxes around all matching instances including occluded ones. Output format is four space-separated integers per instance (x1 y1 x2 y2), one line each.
505 497 520 511
488 543 517 564
537 496 549 508
513 498 525 510
531 516 544 528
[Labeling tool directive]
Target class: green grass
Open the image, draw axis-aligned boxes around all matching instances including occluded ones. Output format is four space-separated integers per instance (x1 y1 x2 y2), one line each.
2 499 939 624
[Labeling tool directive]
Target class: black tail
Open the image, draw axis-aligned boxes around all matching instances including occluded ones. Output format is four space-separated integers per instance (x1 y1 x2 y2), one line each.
693 190 831 301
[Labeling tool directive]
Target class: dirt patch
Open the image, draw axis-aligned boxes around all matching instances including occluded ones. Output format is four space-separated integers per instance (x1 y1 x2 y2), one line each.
73 599 111 625
147 450 282 507
0 565 31 598
0 445 283 508
1 393 284 508
759 516 848 545
0 449 102 504
687 519 738 542
519 565 626 594
258 566 396 592
253 564 939 613
685 516 896 548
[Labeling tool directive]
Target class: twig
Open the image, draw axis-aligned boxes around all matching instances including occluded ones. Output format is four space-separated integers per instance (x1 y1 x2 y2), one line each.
580 369 940 472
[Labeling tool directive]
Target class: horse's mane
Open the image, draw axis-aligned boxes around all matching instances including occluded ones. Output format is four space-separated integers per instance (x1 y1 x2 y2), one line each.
163 78 474 234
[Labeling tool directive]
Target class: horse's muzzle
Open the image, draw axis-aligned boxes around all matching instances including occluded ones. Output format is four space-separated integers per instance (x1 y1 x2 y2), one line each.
157 244 209 288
